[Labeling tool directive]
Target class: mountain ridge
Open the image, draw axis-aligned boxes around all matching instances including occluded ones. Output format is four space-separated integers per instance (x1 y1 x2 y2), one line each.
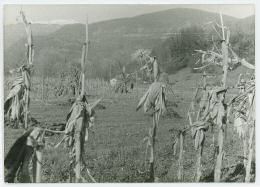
4 8 254 78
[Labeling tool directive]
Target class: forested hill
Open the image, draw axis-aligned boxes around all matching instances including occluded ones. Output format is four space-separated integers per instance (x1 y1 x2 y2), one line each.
4 8 254 79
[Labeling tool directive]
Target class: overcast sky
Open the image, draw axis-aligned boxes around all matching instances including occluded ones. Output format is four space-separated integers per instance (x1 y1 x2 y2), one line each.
4 4 255 25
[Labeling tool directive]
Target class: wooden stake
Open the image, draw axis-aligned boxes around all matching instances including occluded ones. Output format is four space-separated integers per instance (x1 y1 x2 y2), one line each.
149 112 158 181
69 149 74 182
221 40 228 88
80 17 88 96
32 131 44 183
245 124 254 182
214 13 228 182
75 17 89 183
75 133 82 182
177 132 184 181
24 91 29 129
20 10 33 130
153 58 159 82
32 153 37 182
243 137 248 168
214 125 224 182
202 71 207 89
220 13 225 41
35 150 42 182
195 130 204 182
195 145 203 182
81 44 86 96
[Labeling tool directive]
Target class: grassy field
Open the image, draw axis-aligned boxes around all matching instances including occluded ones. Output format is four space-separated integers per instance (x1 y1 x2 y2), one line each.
4 66 255 182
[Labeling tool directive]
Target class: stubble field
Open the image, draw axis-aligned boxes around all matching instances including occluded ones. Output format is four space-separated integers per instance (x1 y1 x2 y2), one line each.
4 67 253 182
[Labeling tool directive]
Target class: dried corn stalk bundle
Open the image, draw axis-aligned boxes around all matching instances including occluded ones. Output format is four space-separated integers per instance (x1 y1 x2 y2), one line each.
228 76 255 182
132 49 162 83
229 76 255 138
132 49 152 76
198 88 227 123
114 73 134 93
131 49 152 64
187 14 255 182
184 70 227 182
194 45 254 72
64 95 101 182
4 64 32 128
192 121 207 150
136 81 166 181
136 82 167 115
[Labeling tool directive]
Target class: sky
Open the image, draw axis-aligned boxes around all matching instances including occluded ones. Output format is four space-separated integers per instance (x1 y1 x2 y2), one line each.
4 4 255 25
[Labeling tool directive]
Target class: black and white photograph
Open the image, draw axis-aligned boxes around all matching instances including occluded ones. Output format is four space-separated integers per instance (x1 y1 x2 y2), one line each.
2 2 256 183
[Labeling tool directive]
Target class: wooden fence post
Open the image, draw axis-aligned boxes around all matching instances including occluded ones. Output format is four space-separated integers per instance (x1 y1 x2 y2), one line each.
35 150 43 182
214 13 228 182
20 10 33 130
195 130 204 182
149 111 158 181
81 17 88 96
245 124 255 182
75 133 82 182
80 43 87 96
214 123 224 182
177 132 184 181
74 16 89 183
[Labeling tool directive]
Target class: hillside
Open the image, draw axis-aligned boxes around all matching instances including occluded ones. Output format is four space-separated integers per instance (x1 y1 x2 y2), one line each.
4 23 62 48
4 8 254 79
232 15 255 34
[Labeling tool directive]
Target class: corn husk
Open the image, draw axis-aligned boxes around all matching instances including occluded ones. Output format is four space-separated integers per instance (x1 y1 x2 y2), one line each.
194 129 205 150
136 82 166 115
198 87 227 122
234 117 247 138
65 101 88 147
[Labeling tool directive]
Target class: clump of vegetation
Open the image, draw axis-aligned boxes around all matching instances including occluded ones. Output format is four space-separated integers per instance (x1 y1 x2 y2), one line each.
151 25 254 75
